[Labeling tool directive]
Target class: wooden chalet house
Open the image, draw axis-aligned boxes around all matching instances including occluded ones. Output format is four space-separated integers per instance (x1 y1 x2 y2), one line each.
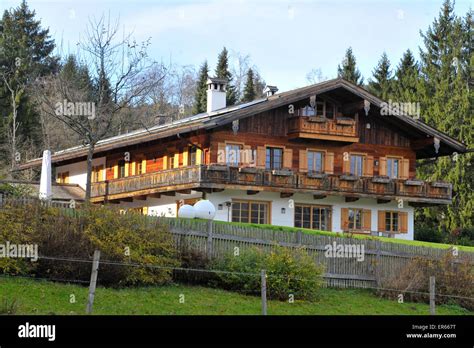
20 78 466 240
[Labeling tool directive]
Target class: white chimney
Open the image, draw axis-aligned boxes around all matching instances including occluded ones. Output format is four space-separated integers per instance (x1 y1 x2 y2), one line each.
207 77 227 113
263 85 278 97
39 149 52 201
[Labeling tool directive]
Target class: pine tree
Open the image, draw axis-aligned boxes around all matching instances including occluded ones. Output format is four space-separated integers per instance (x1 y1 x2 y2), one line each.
368 52 392 100
0 0 58 166
391 49 420 103
215 47 237 105
241 68 256 102
415 0 473 232
337 47 364 85
193 61 209 114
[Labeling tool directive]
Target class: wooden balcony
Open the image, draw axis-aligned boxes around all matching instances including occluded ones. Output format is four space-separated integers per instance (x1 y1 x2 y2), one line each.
90 165 452 205
287 116 359 142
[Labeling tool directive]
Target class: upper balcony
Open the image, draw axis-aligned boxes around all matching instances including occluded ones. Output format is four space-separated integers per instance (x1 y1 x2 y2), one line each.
287 116 359 142
90 165 452 205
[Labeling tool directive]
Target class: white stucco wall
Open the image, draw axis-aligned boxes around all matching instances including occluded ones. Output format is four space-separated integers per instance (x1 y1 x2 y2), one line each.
55 157 106 189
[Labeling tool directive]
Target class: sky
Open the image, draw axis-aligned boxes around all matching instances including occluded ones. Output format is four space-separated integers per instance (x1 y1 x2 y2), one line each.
1 0 472 92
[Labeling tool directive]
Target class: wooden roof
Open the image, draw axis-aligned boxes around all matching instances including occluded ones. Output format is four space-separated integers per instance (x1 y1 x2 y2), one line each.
18 78 467 169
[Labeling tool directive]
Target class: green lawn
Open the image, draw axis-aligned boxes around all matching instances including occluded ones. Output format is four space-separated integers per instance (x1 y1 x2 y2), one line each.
0 277 471 315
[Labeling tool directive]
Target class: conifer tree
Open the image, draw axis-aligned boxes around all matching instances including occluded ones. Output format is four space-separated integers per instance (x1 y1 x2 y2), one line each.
337 47 364 85
415 0 473 232
241 68 256 102
193 60 209 114
215 47 237 105
391 49 420 103
368 52 392 100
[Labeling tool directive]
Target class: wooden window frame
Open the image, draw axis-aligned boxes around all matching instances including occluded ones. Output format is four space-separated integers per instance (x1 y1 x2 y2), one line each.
384 211 400 233
347 152 366 177
348 208 363 231
307 149 325 173
386 156 402 179
294 204 332 231
225 142 243 166
91 165 104 183
56 171 69 184
231 199 271 225
265 146 284 170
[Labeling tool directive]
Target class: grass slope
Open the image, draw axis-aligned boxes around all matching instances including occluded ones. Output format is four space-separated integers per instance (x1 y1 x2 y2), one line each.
0 277 471 315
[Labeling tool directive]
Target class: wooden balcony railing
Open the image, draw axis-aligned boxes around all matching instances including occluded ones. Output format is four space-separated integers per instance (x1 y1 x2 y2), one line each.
287 116 358 141
91 165 452 203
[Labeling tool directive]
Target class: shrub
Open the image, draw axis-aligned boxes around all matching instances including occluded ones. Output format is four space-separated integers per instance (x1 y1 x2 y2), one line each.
380 253 474 310
212 246 324 301
0 201 179 286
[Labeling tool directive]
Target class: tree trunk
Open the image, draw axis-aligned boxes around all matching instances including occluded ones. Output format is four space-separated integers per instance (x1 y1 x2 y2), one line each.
85 143 95 202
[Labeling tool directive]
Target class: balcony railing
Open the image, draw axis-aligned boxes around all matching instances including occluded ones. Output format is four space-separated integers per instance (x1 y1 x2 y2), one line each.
91 165 452 202
287 116 358 140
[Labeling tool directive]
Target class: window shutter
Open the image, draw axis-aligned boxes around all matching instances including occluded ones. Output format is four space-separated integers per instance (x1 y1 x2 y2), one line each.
99 166 105 181
364 155 374 176
362 209 371 232
217 142 226 164
163 155 168 170
400 159 409 179
399 212 408 233
182 150 189 167
242 145 252 165
257 146 266 168
142 206 148 215
125 162 129 177
196 148 202 165
64 172 70 184
174 153 179 168
113 164 118 179
379 157 387 176
299 150 308 172
283 148 293 169
341 208 349 231
131 161 136 176
342 156 350 174
325 152 334 174
378 211 385 232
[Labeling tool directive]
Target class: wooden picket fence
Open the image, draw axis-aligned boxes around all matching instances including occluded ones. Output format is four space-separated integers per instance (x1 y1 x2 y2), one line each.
159 217 474 289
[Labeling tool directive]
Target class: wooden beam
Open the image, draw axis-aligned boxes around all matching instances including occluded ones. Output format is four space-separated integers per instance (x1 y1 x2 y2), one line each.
148 193 161 199
195 187 212 193
247 190 259 195
313 194 327 200
162 191 176 196
377 199 391 204
120 197 133 202
108 200 121 204
134 195 147 201
280 192 293 198
345 196 359 203
177 189 192 194
212 188 225 193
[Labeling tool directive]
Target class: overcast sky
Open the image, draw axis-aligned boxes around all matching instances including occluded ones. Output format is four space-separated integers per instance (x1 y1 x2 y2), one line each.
2 0 472 91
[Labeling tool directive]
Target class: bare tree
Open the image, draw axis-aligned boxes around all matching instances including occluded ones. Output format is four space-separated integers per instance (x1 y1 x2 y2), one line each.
1 70 24 175
33 14 165 201
306 68 328 84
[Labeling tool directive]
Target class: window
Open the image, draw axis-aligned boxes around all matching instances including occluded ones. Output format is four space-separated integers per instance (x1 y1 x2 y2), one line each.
348 208 363 230
308 151 324 173
294 205 331 231
137 160 144 175
326 102 335 119
188 147 197 166
350 155 364 176
316 101 324 117
168 155 175 169
266 147 283 170
118 160 126 178
92 165 103 183
231 200 269 224
385 211 399 232
301 105 315 116
56 171 69 184
226 143 242 166
387 158 399 179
